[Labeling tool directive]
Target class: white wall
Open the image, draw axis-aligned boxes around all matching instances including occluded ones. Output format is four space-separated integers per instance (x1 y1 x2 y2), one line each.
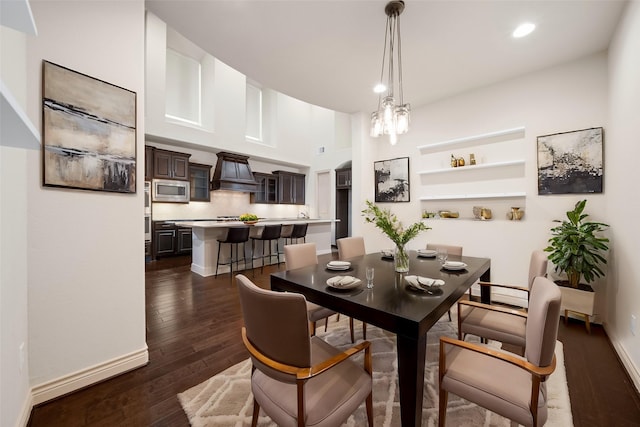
145 11 353 171
606 0 640 390
1 144 31 427
24 0 147 404
352 52 610 309
1 23 36 427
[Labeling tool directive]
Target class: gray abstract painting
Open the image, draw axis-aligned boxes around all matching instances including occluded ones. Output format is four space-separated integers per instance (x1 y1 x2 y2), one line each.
42 61 136 193
537 127 603 195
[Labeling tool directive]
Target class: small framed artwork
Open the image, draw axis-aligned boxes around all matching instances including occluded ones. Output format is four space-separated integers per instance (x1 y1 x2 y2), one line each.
374 157 410 202
537 127 603 195
42 61 137 193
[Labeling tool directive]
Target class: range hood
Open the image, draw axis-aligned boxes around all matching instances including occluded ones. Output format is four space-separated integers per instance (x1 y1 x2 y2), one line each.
211 152 258 192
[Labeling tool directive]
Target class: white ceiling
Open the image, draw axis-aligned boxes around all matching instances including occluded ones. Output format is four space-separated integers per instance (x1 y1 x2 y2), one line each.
145 0 627 115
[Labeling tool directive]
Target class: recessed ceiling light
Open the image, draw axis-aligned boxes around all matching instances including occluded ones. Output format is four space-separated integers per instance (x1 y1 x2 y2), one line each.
513 22 535 38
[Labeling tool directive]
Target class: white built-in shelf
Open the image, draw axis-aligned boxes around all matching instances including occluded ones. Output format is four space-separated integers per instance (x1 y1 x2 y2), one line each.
417 126 525 154
418 159 524 175
1 79 40 150
0 0 37 35
419 192 526 201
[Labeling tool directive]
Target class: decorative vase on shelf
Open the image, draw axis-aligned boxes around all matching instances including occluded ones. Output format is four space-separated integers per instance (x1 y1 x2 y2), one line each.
394 244 410 273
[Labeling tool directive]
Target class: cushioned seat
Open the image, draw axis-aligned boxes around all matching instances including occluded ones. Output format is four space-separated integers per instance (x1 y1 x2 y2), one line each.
458 250 548 349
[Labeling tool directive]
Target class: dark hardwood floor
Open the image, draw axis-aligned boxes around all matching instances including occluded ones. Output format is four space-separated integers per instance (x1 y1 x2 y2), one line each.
28 255 640 426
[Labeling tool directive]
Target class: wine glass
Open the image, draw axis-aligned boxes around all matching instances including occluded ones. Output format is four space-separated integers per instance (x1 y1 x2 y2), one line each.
365 267 375 289
437 248 448 266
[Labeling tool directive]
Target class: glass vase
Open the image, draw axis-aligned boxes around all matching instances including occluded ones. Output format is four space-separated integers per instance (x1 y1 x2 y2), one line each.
394 244 410 272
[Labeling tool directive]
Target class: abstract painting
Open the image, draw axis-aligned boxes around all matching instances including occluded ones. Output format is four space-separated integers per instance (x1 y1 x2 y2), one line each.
537 127 603 195
42 61 137 193
374 157 410 202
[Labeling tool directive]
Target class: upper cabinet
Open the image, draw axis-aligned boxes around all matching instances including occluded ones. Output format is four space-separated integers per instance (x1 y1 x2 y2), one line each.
251 172 278 204
336 168 352 189
145 146 154 181
189 162 212 202
153 148 191 181
273 171 305 205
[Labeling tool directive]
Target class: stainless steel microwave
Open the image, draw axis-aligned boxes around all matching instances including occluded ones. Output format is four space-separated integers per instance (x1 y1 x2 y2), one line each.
152 179 190 203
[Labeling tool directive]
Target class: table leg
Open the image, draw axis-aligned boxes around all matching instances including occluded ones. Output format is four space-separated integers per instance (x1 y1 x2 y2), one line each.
480 266 491 304
397 333 427 427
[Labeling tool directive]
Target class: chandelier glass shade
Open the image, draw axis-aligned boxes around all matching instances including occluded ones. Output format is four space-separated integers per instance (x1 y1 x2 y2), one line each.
370 1 410 145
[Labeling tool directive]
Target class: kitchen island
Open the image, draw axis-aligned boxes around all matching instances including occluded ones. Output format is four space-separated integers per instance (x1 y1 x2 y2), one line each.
173 219 336 277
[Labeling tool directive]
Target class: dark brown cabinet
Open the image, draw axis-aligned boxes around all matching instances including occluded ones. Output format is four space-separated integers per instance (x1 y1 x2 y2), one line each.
176 228 193 254
153 148 191 181
336 168 352 189
145 146 154 181
153 221 192 258
274 171 305 205
189 162 212 202
250 172 278 204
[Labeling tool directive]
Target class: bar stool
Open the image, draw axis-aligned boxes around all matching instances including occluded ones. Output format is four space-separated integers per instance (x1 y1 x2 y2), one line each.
215 226 250 279
251 224 282 274
288 222 308 244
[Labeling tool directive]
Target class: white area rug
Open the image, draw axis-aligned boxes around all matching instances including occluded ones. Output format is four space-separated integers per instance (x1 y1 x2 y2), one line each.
178 315 573 426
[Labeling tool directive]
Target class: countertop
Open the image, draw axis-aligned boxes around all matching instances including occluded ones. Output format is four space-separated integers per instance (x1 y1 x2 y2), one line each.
173 218 337 228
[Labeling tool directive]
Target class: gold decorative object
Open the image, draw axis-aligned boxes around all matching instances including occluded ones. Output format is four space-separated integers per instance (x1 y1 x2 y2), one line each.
507 207 525 220
469 153 476 165
480 208 492 220
451 154 458 167
439 210 460 219
457 157 465 167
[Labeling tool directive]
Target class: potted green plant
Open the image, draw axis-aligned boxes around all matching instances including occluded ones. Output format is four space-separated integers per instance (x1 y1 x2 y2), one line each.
545 199 609 288
362 200 430 272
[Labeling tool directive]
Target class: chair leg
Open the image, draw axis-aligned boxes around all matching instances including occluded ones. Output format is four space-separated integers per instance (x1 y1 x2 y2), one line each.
439 388 448 427
448 309 452 321
215 242 222 277
349 317 355 343
310 321 316 336
251 398 260 427
362 322 367 340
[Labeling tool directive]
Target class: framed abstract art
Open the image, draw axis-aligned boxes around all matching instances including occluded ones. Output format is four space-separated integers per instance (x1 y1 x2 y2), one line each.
374 157 410 202
42 61 137 193
537 127 603 195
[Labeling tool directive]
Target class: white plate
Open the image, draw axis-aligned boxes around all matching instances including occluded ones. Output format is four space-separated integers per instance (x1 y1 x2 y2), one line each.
380 249 394 259
327 261 351 267
443 261 467 270
417 249 437 258
326 264 351 271
326 276 362 290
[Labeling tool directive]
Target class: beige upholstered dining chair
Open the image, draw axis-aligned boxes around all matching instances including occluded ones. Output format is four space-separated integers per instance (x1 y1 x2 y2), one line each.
427 243 464 321
439 276 561 427
457 250 548 350
426 243 463 258
284 243 342 336
236 274 374 427
336 236 368 342
336 236 366 260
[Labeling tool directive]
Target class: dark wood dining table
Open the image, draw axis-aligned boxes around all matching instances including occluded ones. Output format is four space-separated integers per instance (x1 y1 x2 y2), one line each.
270 250 491 427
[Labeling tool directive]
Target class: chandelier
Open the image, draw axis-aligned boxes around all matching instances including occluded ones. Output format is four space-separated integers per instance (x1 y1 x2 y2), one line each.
370 1 410 145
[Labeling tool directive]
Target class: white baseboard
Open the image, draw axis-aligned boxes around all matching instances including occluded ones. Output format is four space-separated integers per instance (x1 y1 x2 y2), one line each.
17 391 33 427
30 346 148 407
606 327 640 394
